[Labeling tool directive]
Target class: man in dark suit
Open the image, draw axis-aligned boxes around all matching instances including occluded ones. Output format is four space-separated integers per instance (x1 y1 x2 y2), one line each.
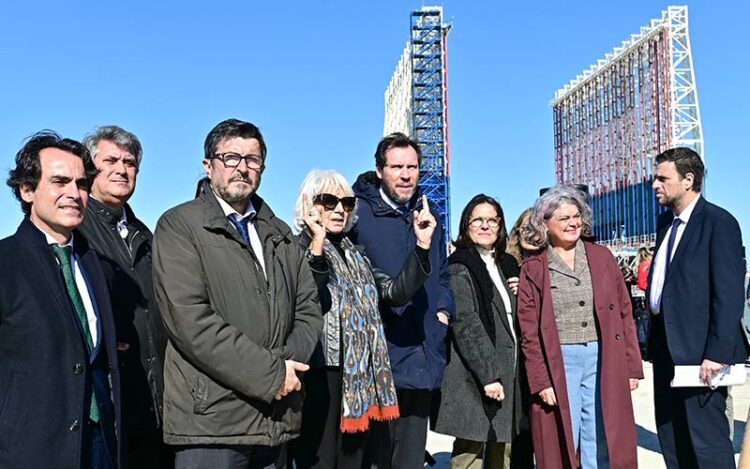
648 147 748 468
0 131 122 468
79 125 169 468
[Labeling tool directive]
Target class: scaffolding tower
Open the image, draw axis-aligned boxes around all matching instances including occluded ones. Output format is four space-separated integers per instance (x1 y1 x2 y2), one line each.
551 6 703 247
384 6 452 246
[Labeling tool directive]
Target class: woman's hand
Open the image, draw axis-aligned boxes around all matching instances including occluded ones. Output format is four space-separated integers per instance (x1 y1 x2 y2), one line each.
539 387 557 406
629 378 639 391
484 382 505 401
303 207 326 255
507 276 519 295
413 195 437 249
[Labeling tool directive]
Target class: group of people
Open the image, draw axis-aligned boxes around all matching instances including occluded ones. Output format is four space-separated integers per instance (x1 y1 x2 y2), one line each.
0 118 747 469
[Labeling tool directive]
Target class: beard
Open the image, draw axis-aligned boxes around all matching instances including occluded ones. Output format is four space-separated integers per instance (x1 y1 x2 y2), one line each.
215 173 260 206
382 182 415 206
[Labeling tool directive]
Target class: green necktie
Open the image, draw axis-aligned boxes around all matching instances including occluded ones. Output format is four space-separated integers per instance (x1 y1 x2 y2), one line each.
51 244 100 423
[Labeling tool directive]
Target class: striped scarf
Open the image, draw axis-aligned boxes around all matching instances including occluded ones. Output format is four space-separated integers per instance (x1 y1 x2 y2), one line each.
323 236 400 432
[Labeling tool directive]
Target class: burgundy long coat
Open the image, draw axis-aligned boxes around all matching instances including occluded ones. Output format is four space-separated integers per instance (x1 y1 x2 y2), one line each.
517 241 644 469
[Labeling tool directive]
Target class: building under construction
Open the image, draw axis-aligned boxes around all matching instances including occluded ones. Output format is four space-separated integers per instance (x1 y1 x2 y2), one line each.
384 6 452 245
552 6 703 247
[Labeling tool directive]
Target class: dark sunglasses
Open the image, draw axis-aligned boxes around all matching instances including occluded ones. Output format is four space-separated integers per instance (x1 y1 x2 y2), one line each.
313 193 356 212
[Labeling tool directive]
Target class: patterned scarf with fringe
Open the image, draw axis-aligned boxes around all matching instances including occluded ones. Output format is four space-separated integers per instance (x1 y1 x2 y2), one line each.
323 236 400 432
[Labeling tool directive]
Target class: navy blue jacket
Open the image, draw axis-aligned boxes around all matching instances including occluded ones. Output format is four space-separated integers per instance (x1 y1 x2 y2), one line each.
0 218 122 468
648 196 750 365
350 171 455 390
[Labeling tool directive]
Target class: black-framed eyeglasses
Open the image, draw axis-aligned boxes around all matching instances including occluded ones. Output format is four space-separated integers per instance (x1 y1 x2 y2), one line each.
469 217 501 229
212 152 264 169
313 193 356 212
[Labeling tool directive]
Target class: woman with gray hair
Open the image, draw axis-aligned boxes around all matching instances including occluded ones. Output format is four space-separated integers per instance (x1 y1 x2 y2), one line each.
516 185 643 469
290 169 436 469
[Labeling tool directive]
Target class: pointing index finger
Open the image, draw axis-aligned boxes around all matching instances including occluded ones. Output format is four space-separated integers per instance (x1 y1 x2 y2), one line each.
421 195 430 213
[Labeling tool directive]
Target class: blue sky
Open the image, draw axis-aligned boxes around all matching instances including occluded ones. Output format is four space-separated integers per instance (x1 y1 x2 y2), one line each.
1 1 748 250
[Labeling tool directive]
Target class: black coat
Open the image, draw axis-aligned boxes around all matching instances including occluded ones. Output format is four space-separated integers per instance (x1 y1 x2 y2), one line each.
0 218 122 468
79 198 167 434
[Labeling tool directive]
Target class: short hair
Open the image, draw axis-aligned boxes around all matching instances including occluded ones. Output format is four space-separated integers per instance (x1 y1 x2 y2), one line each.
655 147 704 192
523 185 592 248
83 125 143 167
453 194 508 265
204 119 267 162
293 170 358 233
374 132 423 169
7 130 97 216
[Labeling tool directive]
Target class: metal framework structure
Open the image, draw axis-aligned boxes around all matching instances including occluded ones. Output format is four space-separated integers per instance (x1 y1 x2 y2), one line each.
384 6 452 245
552 6 703 247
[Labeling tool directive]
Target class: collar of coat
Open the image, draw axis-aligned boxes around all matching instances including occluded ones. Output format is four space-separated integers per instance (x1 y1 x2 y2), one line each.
15 216 93 257
522 240 611 292
196 178 293 247
86 197 140 229
352 171 427 217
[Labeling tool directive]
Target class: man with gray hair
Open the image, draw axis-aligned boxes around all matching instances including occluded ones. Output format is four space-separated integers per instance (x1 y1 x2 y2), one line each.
79 125 170 468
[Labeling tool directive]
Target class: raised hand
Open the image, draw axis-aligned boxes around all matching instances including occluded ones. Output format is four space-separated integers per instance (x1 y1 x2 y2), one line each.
303 206 326 255
413 194 437 249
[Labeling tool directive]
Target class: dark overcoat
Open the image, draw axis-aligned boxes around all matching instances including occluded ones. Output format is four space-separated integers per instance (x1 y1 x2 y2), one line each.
517 241 643 469
433 258 521 443
0 218 123 468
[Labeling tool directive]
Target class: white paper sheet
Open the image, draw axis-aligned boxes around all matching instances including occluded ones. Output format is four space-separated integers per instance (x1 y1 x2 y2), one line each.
670 364 746 388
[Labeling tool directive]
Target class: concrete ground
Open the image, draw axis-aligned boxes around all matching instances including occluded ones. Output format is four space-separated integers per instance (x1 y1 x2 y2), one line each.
425 361 750 467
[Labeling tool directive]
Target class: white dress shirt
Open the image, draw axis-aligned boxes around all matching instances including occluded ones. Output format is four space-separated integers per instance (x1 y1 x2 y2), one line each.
213 191 267 278
40 229 99 346
649 194 701 314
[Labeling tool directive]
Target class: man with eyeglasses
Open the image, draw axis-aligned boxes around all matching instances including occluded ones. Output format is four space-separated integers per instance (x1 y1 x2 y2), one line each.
152 118 322 469
350 132 456 469
78 125 170 469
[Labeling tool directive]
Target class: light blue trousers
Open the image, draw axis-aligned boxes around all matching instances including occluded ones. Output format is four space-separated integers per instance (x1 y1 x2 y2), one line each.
560 341 609 469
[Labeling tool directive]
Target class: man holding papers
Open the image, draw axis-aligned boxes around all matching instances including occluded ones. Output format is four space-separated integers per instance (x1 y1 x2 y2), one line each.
648 147 749 468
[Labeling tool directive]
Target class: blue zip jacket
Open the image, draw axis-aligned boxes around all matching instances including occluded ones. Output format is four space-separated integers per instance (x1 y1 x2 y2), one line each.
350 171 455 390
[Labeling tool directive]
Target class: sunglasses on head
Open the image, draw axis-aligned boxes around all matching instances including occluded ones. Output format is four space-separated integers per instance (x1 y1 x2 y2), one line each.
313 193 356 212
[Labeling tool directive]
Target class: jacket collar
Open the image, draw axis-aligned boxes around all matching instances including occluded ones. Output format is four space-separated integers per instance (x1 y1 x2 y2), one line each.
546 240 587 278
15 217 92 255
87 197 130 227
197 179 292 244
353 171 424 216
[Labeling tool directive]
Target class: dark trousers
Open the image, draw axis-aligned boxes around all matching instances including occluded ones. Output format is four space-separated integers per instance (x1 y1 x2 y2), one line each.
174 445 281 469
127 429 174 469
364 388 432 469
291 366 368 469
83 423 114 469
650 315 734 469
